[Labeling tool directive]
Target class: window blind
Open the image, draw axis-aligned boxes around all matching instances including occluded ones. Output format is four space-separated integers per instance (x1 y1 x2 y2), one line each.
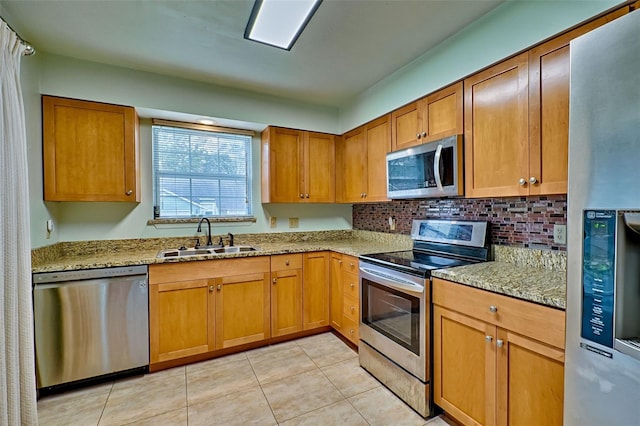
152 124 252 218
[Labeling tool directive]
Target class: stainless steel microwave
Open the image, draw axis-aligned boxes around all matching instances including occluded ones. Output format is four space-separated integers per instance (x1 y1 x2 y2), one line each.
386 135 464 199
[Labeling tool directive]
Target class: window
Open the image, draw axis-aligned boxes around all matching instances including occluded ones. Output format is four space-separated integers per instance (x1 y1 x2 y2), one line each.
152 121 253 219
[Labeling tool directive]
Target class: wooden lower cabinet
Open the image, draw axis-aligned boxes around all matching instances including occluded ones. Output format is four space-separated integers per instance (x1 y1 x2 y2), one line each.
149 279 215 364
270 254 303 337
432 278 565 426
302 252 330 330
329 253 360 344
329 253 344 330
215 272 271 349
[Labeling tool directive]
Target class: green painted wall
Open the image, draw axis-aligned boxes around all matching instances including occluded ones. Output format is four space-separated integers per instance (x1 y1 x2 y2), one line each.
338 0 622 132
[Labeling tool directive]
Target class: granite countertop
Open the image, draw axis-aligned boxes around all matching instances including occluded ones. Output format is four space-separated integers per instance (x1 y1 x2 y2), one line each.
32 231 567 310
31 234 412 273
432 261 566 310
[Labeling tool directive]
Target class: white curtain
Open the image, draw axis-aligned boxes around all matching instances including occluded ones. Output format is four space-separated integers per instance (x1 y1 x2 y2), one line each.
0 21 38 426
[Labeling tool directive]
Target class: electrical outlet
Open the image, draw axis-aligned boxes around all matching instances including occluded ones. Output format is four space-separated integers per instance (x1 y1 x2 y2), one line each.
554 224 567 245
270 217 277 228
289 217 299 228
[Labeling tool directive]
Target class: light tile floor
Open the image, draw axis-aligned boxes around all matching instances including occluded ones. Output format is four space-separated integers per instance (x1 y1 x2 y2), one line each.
38 332 453 426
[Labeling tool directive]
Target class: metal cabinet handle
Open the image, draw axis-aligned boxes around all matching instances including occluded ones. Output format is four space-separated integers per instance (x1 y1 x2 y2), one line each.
305 194 309 198
299 193 304 198
485 335 493 342
421 131 427 138
209 285 215 292
338 260 343 265
363 192 367 198
350 262 355 268
518 178 526 186
496 339 504 348
350 306 355 312
272 278 277 284
350 329 355 334
216 284 221 291
416 133 421 139
125 190 133 195
489 305 498 313
529 176 538 184
350 283 355 288
285 260 290 266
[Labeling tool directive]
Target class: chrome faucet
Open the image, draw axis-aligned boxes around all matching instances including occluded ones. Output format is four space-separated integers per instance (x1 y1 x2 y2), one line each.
196 217 213 247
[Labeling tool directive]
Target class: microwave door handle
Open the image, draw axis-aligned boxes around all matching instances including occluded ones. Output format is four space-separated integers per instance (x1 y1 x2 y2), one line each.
434 144 444 191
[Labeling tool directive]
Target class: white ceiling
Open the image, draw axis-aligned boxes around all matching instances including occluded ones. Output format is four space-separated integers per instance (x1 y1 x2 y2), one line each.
3 0 505 108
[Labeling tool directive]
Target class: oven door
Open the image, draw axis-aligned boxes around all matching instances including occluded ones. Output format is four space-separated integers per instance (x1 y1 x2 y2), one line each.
359 262 428 381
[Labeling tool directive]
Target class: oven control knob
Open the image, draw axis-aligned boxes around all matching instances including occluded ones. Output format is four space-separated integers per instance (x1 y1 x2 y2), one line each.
489 305 498 313
485 335 493 342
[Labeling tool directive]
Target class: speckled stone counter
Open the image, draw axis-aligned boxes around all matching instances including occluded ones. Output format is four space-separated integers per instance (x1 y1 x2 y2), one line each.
432 247 566 310
31 230 413 273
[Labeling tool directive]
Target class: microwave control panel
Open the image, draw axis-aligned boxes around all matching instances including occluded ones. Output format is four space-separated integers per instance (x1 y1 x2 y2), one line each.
581 210 616 347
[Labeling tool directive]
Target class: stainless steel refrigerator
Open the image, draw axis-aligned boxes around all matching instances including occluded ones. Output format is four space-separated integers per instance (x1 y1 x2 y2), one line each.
566 9 640 425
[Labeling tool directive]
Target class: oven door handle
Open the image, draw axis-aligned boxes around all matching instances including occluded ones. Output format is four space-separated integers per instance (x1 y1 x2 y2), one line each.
359 267 424 295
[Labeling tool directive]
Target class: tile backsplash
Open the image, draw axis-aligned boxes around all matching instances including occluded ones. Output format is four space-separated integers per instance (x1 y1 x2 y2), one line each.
352 195 567 251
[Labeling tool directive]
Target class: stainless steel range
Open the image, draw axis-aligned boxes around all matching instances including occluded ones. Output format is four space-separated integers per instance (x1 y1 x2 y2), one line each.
358 219 489 417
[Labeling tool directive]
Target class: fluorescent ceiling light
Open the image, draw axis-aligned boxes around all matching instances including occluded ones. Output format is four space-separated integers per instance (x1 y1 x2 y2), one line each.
245 0 323 50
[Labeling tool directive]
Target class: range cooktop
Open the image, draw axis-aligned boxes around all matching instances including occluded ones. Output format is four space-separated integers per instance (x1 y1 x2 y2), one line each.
359 219 490 277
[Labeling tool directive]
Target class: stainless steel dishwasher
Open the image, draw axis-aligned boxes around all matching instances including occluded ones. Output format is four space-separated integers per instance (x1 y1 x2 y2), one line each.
33 265 149 390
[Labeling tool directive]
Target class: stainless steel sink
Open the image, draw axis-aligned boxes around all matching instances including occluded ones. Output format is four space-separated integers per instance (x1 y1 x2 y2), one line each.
157 245 259 258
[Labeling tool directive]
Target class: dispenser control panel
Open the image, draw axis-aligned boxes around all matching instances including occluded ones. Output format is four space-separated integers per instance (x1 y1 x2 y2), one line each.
581 210 616 347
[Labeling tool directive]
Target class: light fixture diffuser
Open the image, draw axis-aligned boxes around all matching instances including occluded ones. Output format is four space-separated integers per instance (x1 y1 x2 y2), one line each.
245 0 323 50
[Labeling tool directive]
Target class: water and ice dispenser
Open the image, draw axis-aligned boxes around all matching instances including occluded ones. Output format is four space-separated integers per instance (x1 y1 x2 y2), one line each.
582 210 640 360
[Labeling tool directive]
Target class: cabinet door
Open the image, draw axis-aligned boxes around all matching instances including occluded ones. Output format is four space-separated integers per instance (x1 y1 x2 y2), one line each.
271 267 303 337
302 252 330 330
391 101 422 151
329 253 343 331
42 96 139 202
364 115 391 202
496 329 564 426
424 81 463 143
528 9 626 196
215 273 271 349
464 53 529 198
433 305 496 426
261 127 303 203
336 127 366 202
149 280 214 364
304 132 335 202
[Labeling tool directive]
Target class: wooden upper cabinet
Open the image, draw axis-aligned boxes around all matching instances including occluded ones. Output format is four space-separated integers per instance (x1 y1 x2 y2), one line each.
528 8 628 196
364 115 391 202
464 53 530 198
336 126 366 202
391 82 463 151
261 126 335 203
42 95 140 202
337 115 391 203
304 132 336 202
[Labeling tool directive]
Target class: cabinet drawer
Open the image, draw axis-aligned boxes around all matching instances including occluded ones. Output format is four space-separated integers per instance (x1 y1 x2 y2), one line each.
342 271 359 299
343 295 359 323
432 278 565 349
271 253 303 270
341 255 359 273
342 315 359 343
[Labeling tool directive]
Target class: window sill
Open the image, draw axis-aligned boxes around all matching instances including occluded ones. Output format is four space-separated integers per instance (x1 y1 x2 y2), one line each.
147 216 257 228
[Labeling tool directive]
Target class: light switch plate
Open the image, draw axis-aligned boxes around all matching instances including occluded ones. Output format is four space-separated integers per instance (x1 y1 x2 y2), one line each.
289 218 299 228
553 224 567 245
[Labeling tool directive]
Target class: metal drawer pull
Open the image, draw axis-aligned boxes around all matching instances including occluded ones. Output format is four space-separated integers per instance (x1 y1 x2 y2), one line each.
350 283 355 288
285 260 290 266
489 305 497 313
125 190 133 196
496 339 504 348
209 285 215 292
217 285 221 291
485 335 493 342
272 278 277 284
